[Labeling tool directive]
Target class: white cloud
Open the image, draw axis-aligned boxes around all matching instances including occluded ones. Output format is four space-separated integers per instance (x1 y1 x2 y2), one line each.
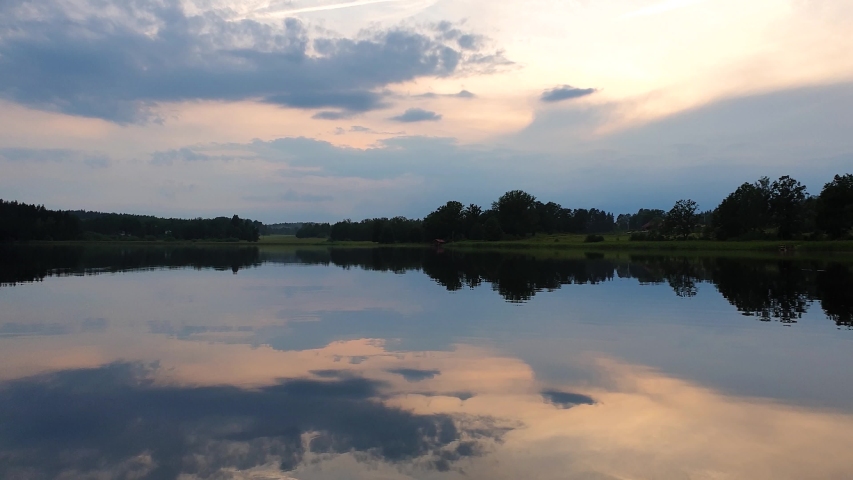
621 0 706 19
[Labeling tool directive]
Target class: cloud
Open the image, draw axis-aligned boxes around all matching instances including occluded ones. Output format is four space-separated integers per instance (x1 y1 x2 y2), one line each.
0 318 107 337
313 110 357 120
457 34 481 50
387 368 441 382
541 389 595 408
256 0 413 16
8 82 850 222
150 148 219 166
540 85 597 103
157 181 197 200
268 90 388 112
0 362 502 478
243 190 335 203
413 90 475 99
390 108 443 122
0 148 111 168
310 369 360 379
0 0 508 123
434 21 484 51
349 125 405 134
622 0 705 19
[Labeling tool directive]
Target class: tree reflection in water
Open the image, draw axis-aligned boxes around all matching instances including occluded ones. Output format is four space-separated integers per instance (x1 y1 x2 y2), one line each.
2 245 851 327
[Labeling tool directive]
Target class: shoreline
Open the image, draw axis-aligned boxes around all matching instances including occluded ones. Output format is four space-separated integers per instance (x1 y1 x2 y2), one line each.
9 235 853 253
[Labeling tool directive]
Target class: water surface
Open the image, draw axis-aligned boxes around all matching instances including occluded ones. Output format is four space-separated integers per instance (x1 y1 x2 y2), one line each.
1 245 852 479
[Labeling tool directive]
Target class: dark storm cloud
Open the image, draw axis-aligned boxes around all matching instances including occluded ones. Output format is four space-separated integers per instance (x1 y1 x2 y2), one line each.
0 0 506 123
387 368 441 382
390 108 443 122
0 362 504 478
540 85 597 103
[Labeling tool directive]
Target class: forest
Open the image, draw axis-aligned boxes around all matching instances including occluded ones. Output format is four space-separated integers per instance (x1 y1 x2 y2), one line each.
0 203 260 242
293 173 853 244
2 173 851 244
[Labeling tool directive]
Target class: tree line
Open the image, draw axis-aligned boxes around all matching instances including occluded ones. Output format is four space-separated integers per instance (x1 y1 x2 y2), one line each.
296 191 621 243
0 200 261 242
295 173 853 243
629 174 853 241
711 174 853 240
4 172 851 243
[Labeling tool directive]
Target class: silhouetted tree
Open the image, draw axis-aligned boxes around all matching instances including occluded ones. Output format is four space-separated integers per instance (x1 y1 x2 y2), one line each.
423 201 464 241
816 174 853 238
0 200 81 241
585 208 615 233
712 178 771 240
1 200 260 242
770 175 808 239
534 201 563 234
493 190 537 236
665 199 699 239
628 209 666 231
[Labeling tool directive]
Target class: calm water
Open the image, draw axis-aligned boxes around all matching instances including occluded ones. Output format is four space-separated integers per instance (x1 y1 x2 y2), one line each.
1 245 852 479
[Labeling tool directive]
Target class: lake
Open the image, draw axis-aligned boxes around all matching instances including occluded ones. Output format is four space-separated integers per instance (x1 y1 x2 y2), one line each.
1 245 852 479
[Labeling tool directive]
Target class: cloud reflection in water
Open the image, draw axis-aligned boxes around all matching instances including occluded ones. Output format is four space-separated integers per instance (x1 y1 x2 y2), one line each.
1 336 852 479
0 362 502 479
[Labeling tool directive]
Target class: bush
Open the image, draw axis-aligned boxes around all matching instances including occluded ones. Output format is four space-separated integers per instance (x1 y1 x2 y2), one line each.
629 232 667 241
583 234 605 243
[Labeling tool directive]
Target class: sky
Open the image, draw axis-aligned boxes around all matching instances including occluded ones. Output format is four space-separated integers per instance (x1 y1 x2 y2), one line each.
0 0 851 222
